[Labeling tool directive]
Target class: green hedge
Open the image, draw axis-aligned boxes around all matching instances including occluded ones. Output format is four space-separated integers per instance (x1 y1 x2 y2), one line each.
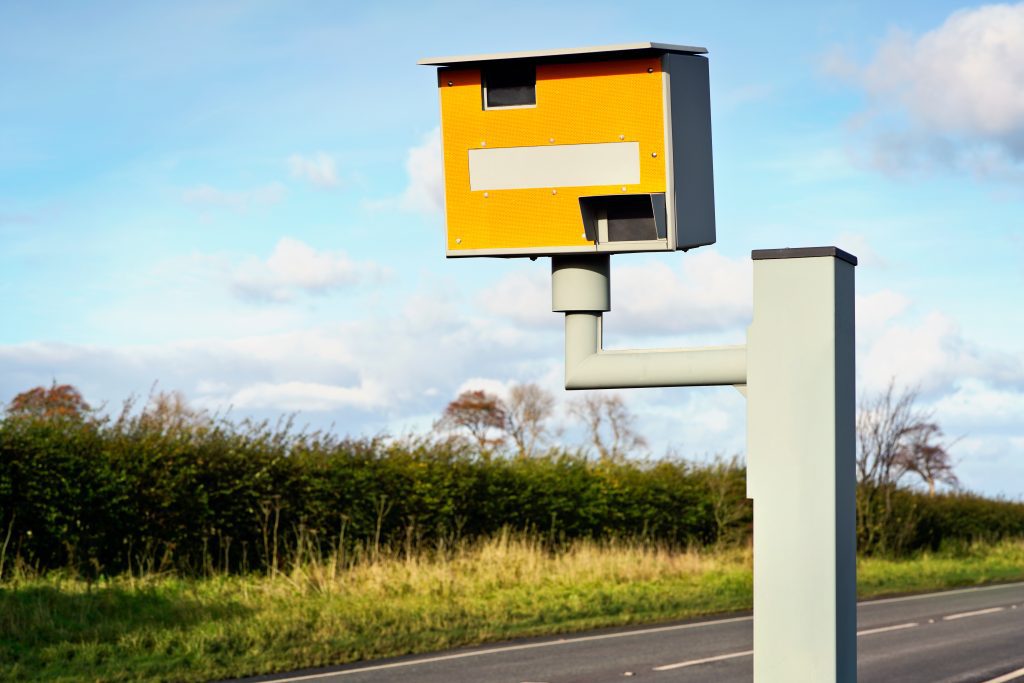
913 490 1024 549
0 413 749 577
855 484 1024 556
2 411 1022 577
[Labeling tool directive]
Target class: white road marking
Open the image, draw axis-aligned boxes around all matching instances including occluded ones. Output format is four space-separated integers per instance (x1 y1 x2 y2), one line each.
943 607 1006 621
982 666 1024 683
653 650 753 671
857 622 919 636
261 615 752 681
652 621 925 672
862 581 1024 607
263 583 1024 682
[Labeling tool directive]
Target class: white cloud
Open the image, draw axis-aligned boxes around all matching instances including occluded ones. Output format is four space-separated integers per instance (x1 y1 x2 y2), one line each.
856 289 911 337
0 300 544 428
847 286 1024 495
2 273 1022 494
953 437 1024 498
0 335 385 419
828 4 1024 178
867 6 1024 139
400 127 444 213
227 380 386 411
454 377 514 401
288 152 340 189
611 251 752 336
933 380 1024 432
638 386 746 457
181 182 286 210
835 231 888 269
478 250 752 338
449 371 568 406
861 311 963 392
230 237 387 302
476 267 554 329
861 309 1024 394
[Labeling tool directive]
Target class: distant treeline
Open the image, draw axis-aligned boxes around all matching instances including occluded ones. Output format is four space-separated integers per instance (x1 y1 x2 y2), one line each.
1 384 1023 577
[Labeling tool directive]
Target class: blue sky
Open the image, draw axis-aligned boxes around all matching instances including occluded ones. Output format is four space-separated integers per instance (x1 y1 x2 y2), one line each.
2 1 1022 496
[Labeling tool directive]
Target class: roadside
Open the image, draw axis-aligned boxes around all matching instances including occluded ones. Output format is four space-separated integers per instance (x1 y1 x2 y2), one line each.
239 582 1024 683
3 537 1024 683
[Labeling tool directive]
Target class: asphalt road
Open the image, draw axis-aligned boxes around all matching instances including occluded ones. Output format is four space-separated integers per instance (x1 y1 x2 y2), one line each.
241 582 1024 683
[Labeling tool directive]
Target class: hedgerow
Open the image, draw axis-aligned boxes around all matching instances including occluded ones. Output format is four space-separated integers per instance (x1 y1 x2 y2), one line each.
1 408 1021 578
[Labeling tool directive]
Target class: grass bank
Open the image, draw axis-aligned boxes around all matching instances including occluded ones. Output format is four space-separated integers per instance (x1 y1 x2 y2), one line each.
3 536 1024 683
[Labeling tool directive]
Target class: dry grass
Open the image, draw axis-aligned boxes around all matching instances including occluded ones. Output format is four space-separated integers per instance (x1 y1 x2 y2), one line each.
3 535 1023 683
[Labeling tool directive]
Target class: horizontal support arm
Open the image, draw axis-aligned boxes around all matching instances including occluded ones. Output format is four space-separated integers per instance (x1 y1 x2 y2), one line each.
552 255 747 390
565 313 747 389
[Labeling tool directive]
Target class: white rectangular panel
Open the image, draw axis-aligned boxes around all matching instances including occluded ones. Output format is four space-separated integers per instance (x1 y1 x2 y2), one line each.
468 142 640 191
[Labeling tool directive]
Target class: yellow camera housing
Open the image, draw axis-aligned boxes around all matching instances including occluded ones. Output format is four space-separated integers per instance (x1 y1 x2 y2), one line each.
420 42 716 257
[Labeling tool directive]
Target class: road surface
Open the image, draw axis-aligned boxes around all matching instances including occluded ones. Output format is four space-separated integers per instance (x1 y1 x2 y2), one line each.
238 581 1024 683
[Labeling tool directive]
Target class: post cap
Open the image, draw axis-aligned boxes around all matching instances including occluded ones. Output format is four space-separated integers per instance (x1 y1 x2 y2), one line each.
751 246 857 266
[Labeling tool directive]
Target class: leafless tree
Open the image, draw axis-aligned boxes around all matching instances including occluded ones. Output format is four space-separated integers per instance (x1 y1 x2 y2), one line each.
503 382 556 458
856 381 920 488
568 393 647 461
896 422 958 497
436 390 507 452
855 380 959 553
856 381 920 552
139 390 210 435
699 454 750 545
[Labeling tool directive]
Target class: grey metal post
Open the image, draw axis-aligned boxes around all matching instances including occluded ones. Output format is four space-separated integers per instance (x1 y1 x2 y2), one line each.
747 248 857 682
553 248 857 682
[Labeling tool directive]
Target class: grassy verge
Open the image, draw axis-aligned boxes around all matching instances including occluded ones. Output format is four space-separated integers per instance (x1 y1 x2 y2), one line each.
3 536 1024 682
858 539 1024 597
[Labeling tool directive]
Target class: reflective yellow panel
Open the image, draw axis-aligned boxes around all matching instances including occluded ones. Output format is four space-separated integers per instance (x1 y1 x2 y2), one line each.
439 57 667 255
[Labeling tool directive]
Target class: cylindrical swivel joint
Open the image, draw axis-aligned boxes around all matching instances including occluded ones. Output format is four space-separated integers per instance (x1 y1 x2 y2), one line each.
551 255 610 312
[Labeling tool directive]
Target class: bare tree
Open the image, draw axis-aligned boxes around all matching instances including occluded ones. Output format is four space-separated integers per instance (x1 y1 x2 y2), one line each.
699 454 750 545
568 393 647 461
856 381 920 488
436 390 507 452
856 381 920 553
897 422 958 497
503 382 556 458
855 380 958 553
139 390 210 435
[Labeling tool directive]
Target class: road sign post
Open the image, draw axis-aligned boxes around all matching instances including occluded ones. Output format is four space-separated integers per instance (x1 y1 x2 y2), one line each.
423 42 858 682
747 248 857 682
550 248 857 682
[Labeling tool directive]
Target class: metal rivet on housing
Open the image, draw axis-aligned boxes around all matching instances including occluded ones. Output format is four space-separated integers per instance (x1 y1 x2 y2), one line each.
483 192 489 198
549 137 555 143
455 238 462 244
551 189 557 195
447 81 453 86
647 67 654 73
480 141 486 147
619 134 625 140
651 152 658 158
